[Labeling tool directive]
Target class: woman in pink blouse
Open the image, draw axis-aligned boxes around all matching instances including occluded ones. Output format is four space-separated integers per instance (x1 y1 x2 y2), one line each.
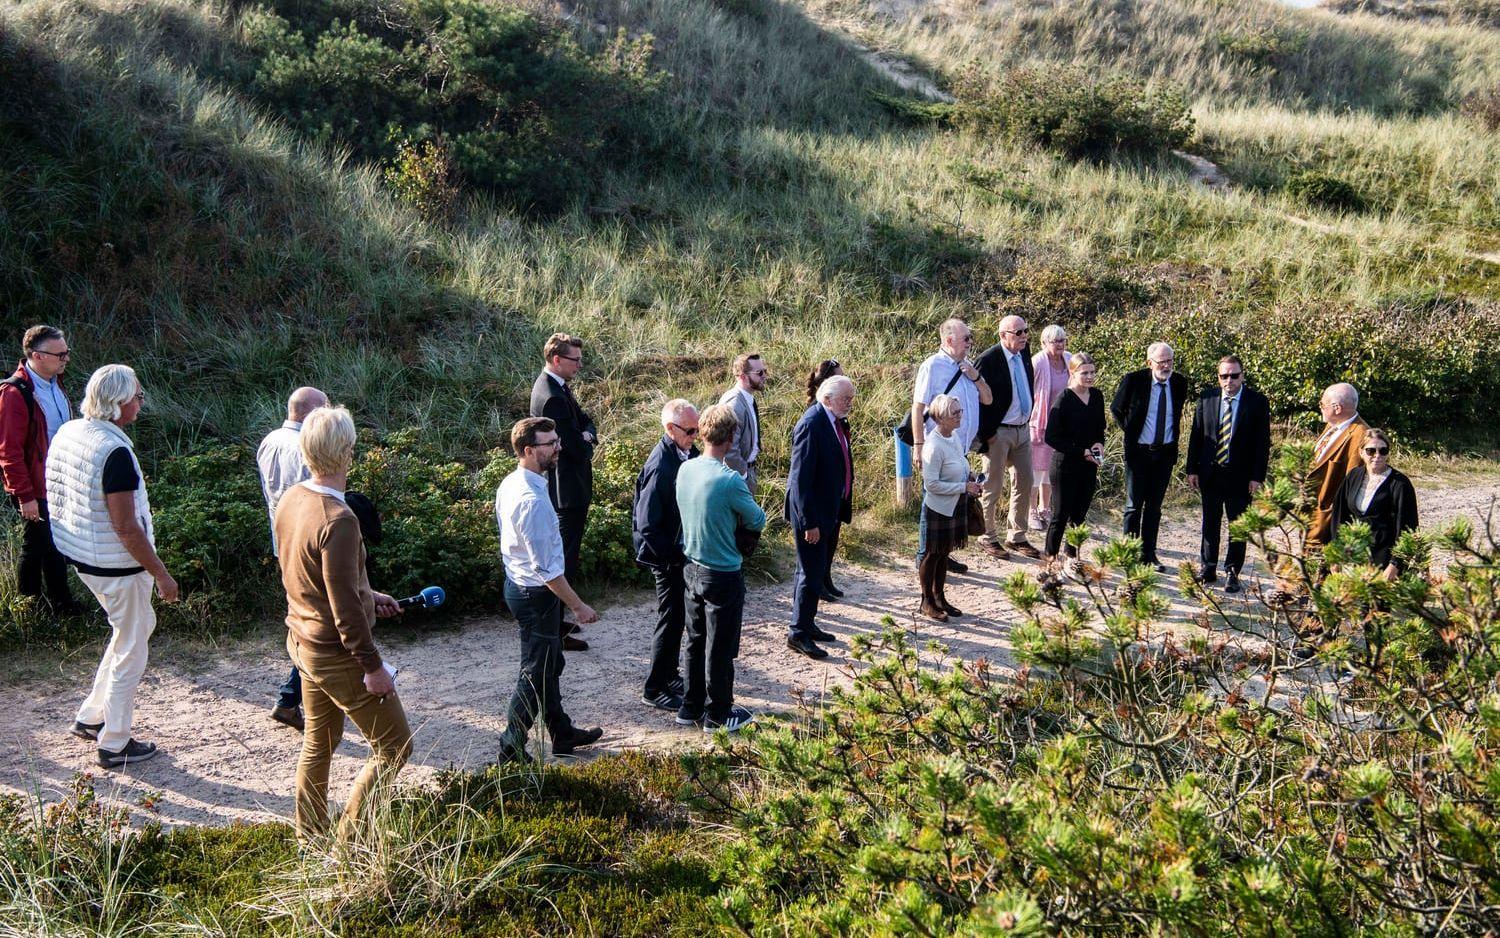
1028 325 1072 531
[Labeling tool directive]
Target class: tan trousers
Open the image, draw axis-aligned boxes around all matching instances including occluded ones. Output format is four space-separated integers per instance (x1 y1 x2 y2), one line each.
287 634 412 843
981 425 1034 545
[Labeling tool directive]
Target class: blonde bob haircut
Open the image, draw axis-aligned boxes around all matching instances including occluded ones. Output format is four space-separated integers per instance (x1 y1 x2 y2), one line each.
81 364 139 421
300 405 358 477
927 393 962 423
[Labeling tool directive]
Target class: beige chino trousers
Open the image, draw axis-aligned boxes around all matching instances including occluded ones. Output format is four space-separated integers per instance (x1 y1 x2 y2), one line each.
981 425 1033 546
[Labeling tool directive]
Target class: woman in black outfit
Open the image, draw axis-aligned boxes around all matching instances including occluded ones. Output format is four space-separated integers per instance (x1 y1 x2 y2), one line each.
1331 428 1418 580
1043 353 1107 575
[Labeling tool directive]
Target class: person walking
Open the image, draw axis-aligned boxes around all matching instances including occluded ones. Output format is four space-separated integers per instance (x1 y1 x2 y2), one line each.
1043 354 1107 579
47 364 178 768
917 394 982 621
1307 382 1367 550
1330 428 1418 580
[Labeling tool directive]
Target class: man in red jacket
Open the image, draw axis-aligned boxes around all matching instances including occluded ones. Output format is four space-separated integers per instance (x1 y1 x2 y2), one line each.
1 325 82 614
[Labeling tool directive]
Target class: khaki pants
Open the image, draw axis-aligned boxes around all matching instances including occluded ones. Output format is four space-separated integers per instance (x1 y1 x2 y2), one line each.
287 634 412 843
981 425 1033 546
75 571 156 752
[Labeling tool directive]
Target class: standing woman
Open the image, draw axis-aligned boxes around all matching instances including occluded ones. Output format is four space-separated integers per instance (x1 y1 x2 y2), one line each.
1028 325 1071 532
918 394 982 620
1042 353 1106 578
276 405 411 844
1330 428 1418 580
804 359 849 599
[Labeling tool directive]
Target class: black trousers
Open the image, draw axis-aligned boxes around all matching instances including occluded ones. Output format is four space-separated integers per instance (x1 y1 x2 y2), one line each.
643 562 686 696
1045 455 1098 558
500 580 572 747
1123 443 1177 564
557 505 589 584
1200 474 1252 575
683 563 745 722
9 497 71 602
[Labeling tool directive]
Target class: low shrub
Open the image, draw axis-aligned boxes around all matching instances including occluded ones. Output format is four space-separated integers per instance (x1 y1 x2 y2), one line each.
1460 85 1500 131
1213 25 1309 71
384 137 460 221
1285 169 1367 213
951 64 1195 162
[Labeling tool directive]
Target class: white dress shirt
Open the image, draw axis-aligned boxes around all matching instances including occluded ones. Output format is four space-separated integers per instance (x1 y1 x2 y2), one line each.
496 467 565 588
299 479 347 503
257 420 310 545
913 352 980 451
1137 380 1176 445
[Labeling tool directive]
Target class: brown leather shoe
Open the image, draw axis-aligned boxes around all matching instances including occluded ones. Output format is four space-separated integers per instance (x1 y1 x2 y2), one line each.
271 705 305 733
1006 540 1042 559
562 635 589 651
919 600 949 621
978 541 1009 560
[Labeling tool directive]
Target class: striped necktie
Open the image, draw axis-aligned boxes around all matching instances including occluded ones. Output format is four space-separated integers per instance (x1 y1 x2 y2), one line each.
1216 397 1233 466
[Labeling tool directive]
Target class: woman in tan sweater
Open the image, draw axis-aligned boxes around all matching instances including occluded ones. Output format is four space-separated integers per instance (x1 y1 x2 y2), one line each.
274 405 410 844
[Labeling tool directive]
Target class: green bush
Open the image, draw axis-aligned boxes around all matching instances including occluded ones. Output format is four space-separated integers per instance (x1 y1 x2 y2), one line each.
952 64 1195 162
1461 85 1500 132
1285 170 1367 213
1213 26 1309 71
236 0 668 213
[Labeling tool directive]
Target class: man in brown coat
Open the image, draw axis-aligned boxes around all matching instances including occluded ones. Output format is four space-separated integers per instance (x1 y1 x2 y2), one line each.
1307 382 1367 549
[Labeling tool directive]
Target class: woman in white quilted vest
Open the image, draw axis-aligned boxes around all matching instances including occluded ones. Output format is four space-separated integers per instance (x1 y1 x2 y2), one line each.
45 364 178 769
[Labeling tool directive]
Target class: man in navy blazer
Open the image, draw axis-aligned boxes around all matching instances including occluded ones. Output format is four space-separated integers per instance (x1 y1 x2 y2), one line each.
631 400 699 711
1184 356 1271 594
784 375 857 660
1110 341 1189 571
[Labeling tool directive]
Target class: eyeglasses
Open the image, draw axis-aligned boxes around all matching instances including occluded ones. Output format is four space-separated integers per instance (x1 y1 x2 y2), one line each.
1151 359 1174 367
747 370 768 377
32 348 70 359
530 438 560 450
1364 446 1389 455
670 423 700 436
1219 372 1242 380
132 392 146 404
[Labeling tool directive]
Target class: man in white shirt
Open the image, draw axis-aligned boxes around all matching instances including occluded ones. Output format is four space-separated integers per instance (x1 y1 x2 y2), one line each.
974 315 1041 559
255 386 328 732
1111 342 1189 571
496 416 604 763
910 319 992 573
718 353 766 490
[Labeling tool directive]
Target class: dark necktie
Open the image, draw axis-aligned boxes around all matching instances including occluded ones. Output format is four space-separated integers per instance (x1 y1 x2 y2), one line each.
1153 382 1167 446
751 396 761 454
835 418 852 499
562 381 582 421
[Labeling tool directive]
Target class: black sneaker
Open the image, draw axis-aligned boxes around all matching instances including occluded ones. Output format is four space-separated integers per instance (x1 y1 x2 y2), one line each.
1199 566 1218 585
641 688 684 711
666 676 685 697
97 738 157 769
703 706 754 734
69 720 103 741
497 740 532 765
675 707 703 727
552 725 604 755
1225 574 1243 594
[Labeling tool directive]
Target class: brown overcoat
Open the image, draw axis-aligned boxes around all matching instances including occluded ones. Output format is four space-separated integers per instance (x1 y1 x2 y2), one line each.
1307 416 1368 547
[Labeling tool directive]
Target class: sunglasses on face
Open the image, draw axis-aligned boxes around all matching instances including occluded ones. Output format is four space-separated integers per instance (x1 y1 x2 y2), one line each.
1364 446 1389 455
1219 372 1242 380
671 423 699 436
1004 328 1029 336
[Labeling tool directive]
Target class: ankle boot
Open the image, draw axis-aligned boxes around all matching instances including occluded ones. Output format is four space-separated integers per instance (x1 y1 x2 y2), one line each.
935 554 963 617
918 554 947 621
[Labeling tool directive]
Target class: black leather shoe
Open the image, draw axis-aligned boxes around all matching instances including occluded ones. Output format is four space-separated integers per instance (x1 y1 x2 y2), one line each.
552 725 604 755
497 741 532 764
818 589 839 602
1150 563 1168 574
562 635 589 651
945 558 968 574
1225 574 1243 594
822 581 845 599
786 637 829 660
807 624 837 642
1199 566 1218 585
271 705 305 733
69 720 103 741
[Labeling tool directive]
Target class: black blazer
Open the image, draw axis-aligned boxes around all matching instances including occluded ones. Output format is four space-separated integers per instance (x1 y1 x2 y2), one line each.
631 437 697 569
1043 387 1106 461
1331 467 1419 570
529 371 597 510
1111 369 1189 446
975 342 1036 445
1184 385 1272 485
784 404 853 533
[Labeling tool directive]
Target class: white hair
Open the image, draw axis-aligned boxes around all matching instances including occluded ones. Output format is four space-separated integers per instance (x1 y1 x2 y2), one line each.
1147 341 1174 361
660 398 697 428
300 406 357 476
81 364 139 421
1325 382 1359 411
816 374 856 403
1040 324 1067 344
939 318 969 341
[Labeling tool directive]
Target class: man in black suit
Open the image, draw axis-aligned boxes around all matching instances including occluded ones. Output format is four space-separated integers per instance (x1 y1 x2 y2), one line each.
530 332 597 651
631 399 698 711
1185 355 1271 594
1110 341 1188 571
784 375 856 660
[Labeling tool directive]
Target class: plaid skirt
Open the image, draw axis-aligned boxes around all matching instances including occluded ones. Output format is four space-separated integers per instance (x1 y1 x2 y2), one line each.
924 502 969 553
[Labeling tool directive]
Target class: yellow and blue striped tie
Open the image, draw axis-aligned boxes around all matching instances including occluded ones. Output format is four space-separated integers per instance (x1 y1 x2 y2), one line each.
1215 398 1233 466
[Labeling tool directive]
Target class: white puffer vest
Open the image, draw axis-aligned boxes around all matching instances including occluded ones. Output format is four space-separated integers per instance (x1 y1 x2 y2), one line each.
45 418 154 570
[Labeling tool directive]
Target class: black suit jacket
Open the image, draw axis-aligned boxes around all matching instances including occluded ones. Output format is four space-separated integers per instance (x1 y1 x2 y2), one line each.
784 404 853 532
1111 369 1189 447
1184 385 1272 485
631 436 697 568
975 342 1036 445
529 371 596 510
1331 467 1419 570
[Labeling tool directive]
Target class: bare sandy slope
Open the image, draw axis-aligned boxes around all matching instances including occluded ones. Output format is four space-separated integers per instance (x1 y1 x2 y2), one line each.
1 477 1495 828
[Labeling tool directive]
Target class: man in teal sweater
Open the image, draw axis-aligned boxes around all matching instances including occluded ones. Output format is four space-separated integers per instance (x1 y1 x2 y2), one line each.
675 403 765 733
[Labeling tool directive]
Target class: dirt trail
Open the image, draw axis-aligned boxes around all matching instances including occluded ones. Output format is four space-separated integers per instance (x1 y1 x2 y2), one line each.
1 477 1495 828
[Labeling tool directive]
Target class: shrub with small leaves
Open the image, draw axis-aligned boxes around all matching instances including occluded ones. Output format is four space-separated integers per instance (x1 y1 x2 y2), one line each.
1285 170 1366 213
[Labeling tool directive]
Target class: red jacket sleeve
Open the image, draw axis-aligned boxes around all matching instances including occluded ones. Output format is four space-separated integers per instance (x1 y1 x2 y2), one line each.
0 387 37 503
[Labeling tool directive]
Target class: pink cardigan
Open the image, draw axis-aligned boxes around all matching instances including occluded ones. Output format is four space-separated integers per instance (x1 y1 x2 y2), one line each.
1029 351 1072 445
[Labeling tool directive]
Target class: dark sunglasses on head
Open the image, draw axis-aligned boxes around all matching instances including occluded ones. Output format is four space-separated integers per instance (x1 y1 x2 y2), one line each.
1364 446 1389 455
671 423 699 436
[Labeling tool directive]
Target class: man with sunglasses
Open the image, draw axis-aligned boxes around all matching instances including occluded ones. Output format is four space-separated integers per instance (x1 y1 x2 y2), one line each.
1185 356 1271 594
530 333 598 651
975 314 1042 561
631 400 700 712
1 324 83 615
719 353 766 491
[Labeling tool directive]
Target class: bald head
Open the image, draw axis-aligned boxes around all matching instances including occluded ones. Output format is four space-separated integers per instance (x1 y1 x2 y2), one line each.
1319 382 1359 425
288 386 329 422
998 314 1029 353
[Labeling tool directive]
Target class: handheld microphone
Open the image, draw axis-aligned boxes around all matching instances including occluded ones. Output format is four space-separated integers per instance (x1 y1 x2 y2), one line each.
397 586 446 610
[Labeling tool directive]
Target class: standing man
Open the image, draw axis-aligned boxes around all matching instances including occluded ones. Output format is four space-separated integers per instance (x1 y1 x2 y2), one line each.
785 375 857 660
675 403 765 732
1185 356 1271 594
975 315 1041 560
1 325 82 614
496 417 605 763
718 353 766 490
530 333 596 652
48 364 178 768
911 319 992 574
256 386 329 733
1307 382 1367 549
631 399 698 712
1111 342 1189 572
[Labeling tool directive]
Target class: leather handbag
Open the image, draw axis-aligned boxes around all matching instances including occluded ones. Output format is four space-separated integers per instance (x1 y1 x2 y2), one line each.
965 495 986 536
